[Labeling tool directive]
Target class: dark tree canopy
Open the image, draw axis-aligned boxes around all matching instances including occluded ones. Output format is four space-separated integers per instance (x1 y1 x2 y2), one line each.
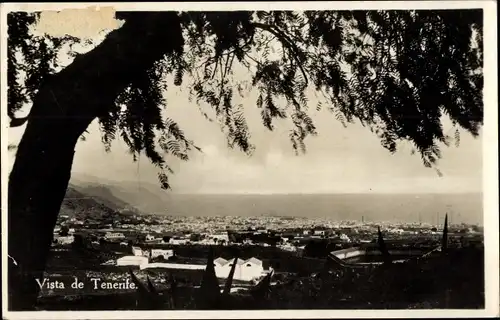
7 10 483 187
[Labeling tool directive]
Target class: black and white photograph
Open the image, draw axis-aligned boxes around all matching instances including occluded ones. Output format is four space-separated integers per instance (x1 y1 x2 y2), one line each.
1 1 498 318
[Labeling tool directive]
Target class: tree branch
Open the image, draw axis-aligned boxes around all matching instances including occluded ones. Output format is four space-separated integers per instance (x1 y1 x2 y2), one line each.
252 22 309 87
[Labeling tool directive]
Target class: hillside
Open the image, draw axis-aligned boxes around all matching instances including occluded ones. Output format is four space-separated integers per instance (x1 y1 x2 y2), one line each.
70 173 168 214
60 186 125 220
69 183 136 212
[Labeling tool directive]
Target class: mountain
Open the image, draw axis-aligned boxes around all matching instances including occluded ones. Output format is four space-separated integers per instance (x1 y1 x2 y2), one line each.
60 186 119 220
70 173 169 214
69 183 133 212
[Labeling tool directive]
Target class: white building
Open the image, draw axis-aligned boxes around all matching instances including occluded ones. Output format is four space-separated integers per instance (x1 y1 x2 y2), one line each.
214 257 265 282
105 232 125 240
278 243 297 252
212 234 229 243
136 257 267 282
200 238 217 245
140 263 205 271
56 236 75 245
389 228 405 235
314 230 326 236
214 257 228 267
116 255 149 266
339 234 351 242
150 249 174 259
169 238 188 245
131 246 143 256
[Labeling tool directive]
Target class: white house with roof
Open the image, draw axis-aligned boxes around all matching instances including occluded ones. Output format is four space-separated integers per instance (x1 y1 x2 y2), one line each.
131 246 143 256
214 257 265 282
214 257 228 267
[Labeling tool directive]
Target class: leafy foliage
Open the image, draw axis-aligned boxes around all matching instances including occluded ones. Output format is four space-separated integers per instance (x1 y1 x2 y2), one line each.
7 10 483 187
7 12 82 124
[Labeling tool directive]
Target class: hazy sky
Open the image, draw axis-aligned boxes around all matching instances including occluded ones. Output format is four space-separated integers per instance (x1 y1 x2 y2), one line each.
6 9 483 195
7 88 483 194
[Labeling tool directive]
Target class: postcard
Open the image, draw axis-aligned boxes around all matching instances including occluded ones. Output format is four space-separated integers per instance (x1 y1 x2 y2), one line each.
1 1 498 319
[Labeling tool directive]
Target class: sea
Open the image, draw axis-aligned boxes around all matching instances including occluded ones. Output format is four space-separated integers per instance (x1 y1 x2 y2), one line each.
159 193 483 225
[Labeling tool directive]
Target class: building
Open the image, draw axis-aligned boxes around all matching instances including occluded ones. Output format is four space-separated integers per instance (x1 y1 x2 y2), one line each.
135 256 268 282
314 230 326 236
339 234 351 243
211 233 229 243
116 255 149 267
199 238 217 245
214 257 228 267
105 232 125 240
169 238 188 245
131 246 143 256
331 247 365 260
278 243 297 252
56 236 75 245
146 234 156 241
140 263 205 271
214 257 266 282
150 249 174 259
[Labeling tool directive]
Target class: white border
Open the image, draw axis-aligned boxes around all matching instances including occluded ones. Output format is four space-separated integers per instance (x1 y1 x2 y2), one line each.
1 1 498 319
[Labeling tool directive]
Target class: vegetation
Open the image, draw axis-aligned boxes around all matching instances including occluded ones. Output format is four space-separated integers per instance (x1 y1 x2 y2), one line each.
6 10 483 310
58 225 70 237
125 216 482 310
38 217 484 310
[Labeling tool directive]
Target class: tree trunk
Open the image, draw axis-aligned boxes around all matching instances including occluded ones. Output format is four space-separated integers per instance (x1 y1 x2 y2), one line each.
8 12 183 310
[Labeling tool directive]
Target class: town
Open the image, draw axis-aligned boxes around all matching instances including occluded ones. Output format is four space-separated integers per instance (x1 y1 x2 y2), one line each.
43 211 484 302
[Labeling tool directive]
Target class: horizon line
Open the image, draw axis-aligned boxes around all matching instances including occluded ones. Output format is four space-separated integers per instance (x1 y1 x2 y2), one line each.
162 191 483 196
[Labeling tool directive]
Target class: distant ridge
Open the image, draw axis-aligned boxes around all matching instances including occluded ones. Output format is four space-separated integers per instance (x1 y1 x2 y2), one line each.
61 186 122 220
66 173 483 225
69 183 135 212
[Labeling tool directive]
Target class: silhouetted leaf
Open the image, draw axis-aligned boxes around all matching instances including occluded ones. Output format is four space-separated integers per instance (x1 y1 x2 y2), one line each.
223 256 239 295
442 214 449 253
377 227 392 264
198 246 221 308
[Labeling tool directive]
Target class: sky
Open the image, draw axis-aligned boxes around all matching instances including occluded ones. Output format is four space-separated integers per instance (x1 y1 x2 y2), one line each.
6 8 483 195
